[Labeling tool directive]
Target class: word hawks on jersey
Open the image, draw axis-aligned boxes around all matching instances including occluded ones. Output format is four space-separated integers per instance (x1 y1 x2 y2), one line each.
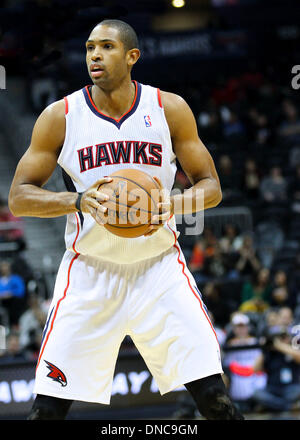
144 115 152 127
44 360 67 387
77 141 162 173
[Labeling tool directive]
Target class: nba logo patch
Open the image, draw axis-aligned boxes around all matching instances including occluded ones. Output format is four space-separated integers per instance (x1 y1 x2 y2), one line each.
144 115 152 127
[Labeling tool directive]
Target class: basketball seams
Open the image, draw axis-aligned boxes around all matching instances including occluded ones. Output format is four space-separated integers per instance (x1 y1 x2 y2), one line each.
104 223 151 230
98 182 159 214
103 175 159 205
97 170 161 237
101 198 158 214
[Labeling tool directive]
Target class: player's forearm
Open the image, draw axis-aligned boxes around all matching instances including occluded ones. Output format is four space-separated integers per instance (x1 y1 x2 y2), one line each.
9 184 79 218
171 177 222 215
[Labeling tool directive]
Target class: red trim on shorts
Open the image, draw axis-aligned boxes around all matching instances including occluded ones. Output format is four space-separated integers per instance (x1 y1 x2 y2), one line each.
36 221 80 372
166 219 220 347
64 96 69 115
157 88 163 108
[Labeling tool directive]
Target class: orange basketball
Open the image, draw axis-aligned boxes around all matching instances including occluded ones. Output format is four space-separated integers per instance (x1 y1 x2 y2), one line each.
97 169 161 238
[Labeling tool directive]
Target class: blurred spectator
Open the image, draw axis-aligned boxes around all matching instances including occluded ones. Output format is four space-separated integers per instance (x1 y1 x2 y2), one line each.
255 113 271 146
197 110 222 144
290 253 300 320
188 238 205 273
270 270 295 309
188 228 219 283
256 308 280 338
239 268 272 313
30 76 58 114
211 76 242 106
189 227 217 267
219 223 242 254
278 99 300 143
225 313 256 345
247 109 271 146
202 227 218 257
254 221 284 269
235 234 261 277
0 303 9 328
19 293 47 358
202 282 230 327
289 146 300 170
223 313 267 412
277 307 294 334
0 260 26 327
208 311 227 347
222 110 245 138
0 331 28 364
252 328 300 412
217 155 242 203
242 158 261 200
202 243 227 279
0 198 25 249
260 166 288 203
289 164 300 214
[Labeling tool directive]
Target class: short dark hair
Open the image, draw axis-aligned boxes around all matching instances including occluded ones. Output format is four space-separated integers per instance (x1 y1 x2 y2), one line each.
95 19 139 52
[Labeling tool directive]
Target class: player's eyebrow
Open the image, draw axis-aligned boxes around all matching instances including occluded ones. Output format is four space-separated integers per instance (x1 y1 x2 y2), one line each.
85 39 117 44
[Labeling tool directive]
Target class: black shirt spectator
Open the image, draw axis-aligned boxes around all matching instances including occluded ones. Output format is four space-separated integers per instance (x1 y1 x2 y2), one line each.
235 235 261 277
0 332 28 364
252 331 300 412
289 164 300 214
260 166 287 203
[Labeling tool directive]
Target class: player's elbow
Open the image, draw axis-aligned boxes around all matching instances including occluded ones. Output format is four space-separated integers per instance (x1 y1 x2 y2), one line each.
8 188 22 217
212 187 222 207
8 197 18 217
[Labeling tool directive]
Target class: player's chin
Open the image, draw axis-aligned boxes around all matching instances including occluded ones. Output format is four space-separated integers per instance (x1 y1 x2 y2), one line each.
89 74 105 84
90 77 103 85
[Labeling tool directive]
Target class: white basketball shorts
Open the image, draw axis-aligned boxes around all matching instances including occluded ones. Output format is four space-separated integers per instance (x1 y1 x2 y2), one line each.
34 243 223 404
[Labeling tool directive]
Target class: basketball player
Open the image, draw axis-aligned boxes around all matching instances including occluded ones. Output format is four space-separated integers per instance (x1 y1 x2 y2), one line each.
9 19 244 420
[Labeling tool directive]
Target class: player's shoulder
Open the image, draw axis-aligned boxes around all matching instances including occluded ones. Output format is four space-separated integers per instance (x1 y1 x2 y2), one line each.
40 98 65 121
159 90 189 114
32 99 66 145
158 90 193 131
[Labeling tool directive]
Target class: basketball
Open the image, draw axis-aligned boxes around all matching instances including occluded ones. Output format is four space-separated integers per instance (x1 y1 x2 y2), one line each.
98 169 161 238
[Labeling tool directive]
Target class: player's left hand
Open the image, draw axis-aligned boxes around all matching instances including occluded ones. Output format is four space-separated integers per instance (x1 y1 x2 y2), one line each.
143 176 174 237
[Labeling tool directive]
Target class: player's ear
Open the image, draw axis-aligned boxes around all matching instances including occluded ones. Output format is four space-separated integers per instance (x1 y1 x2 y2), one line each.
127 48 140 68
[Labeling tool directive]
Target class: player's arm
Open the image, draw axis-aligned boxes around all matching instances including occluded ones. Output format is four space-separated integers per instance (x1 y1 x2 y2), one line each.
8 100 111 221
162 91 222 214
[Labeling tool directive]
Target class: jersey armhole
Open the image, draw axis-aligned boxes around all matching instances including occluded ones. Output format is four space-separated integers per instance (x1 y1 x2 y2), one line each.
63 96 69 115
157 88 163 108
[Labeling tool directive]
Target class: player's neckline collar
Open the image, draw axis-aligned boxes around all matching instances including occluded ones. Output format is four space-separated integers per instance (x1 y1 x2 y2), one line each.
82 81 142 130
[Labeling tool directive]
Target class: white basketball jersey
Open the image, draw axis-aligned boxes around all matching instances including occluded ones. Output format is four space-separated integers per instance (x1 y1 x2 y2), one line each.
58 81 179 264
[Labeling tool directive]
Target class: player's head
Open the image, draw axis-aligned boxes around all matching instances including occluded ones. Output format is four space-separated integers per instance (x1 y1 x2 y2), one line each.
86 19 140 88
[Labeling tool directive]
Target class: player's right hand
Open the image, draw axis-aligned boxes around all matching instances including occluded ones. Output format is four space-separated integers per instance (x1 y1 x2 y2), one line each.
79 177 112 225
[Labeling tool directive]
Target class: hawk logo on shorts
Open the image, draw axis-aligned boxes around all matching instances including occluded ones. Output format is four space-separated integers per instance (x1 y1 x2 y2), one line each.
44 360 67 387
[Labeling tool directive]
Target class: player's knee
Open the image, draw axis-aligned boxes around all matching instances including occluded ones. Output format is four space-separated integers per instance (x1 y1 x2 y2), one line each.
27 394 72 420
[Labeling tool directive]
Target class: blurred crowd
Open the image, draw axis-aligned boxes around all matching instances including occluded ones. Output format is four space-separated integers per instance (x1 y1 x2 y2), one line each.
0 197 49 363
169 64 300 416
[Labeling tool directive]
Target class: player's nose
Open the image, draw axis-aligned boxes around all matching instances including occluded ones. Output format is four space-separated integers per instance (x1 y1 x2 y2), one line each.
91 49 104 61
